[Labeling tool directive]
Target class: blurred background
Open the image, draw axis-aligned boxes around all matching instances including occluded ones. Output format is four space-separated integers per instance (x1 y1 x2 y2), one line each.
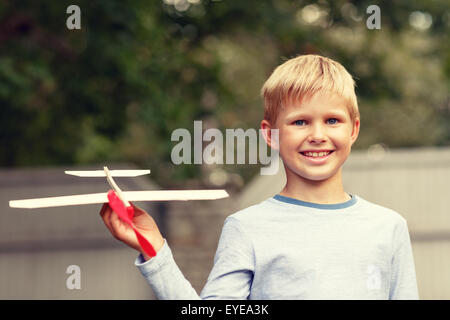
0 0 449 299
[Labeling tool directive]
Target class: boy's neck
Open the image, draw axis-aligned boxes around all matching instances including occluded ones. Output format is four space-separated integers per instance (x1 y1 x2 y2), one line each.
280 169 350 204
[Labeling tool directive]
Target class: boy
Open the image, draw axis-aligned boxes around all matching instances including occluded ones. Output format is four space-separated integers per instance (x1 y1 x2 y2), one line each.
100 54 419 299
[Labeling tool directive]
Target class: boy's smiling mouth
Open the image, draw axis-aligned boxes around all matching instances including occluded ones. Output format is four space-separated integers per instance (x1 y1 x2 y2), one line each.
299 150 335 162
300 150 334 157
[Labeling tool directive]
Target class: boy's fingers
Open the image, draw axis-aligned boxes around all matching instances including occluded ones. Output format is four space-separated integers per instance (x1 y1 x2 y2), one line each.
131 202 142 212
131 203 149 216
109 209 127 239
100 204 115 235
99 203 108 217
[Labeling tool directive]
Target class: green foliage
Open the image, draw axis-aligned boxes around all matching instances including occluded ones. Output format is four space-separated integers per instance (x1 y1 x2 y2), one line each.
1 0 449 187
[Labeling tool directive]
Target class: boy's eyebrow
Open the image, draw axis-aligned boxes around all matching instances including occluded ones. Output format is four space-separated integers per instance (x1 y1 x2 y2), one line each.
325 110 349 118
284 109 349 120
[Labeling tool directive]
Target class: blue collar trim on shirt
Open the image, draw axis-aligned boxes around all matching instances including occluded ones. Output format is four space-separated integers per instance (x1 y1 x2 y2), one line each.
273 194 357 210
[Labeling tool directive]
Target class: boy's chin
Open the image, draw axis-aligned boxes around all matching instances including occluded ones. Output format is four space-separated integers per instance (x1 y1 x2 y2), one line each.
286 168 340 183
301 174 336 183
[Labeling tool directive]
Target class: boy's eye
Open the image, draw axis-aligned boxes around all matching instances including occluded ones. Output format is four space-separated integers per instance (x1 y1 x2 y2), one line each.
327 118 339 125
294 120 306 126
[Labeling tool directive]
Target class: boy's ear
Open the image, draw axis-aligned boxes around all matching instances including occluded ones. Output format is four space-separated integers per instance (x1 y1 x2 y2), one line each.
260 119 279 150
350 117 360 145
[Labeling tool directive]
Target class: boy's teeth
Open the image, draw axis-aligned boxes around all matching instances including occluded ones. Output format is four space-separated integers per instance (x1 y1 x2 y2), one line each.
303 151 330 157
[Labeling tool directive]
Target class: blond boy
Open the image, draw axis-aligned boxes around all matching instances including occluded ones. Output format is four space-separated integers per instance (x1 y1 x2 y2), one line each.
100 54 419 299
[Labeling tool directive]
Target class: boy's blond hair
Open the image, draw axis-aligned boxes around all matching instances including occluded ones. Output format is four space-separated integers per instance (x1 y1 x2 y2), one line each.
261 54 359 125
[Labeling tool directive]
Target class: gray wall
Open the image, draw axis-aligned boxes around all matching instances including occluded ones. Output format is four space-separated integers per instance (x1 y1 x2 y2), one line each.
0 165 162 299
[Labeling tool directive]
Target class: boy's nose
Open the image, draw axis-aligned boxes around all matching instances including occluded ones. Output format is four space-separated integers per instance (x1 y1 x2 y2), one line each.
308 124 327 143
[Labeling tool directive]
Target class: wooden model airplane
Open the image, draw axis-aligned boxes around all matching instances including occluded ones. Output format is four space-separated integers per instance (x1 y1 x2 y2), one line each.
9 167 229 257
9 167 228 209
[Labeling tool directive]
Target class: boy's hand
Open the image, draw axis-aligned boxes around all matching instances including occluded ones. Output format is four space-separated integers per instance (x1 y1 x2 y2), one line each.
99 202 165 261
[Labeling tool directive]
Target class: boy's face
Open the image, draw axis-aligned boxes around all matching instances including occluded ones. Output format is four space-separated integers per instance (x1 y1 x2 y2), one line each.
262 92 359 183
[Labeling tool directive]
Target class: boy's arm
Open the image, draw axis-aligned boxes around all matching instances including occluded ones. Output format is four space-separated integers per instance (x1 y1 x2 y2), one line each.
135 216 255 300
135 239 201 299
200 217 255 299
389 219 419 300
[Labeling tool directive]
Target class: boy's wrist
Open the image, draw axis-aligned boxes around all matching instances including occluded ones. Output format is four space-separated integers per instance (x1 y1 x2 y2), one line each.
140 238 165 261
141 252 152 262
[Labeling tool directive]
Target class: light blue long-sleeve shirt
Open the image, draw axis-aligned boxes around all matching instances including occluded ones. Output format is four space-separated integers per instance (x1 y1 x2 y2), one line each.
135 194 419 299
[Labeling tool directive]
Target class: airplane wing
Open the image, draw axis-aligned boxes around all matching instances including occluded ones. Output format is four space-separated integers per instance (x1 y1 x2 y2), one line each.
9 190 229 209
65 170 151 177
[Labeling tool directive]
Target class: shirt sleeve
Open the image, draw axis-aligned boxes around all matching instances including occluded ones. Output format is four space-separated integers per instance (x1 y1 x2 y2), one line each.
135 239 200 300
200 217 255 299
135 216 255 300
389 219 419 300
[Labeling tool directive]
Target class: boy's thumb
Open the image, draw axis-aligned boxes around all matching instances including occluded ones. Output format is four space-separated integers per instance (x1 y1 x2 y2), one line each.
131 202 145 214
